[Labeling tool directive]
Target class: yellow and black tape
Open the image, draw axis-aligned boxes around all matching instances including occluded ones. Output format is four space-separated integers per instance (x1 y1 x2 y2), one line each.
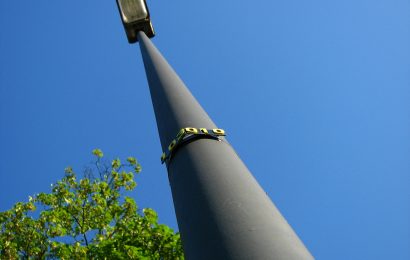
161 127 226 164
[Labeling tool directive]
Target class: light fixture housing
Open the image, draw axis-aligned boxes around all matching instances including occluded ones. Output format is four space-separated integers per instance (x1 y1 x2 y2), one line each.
116 0 155 43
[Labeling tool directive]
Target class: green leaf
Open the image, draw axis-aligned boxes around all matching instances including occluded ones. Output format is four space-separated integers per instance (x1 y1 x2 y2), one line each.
112 158 121 169
143 208 158 224
64 166 73 174
92 148 104 158
127 156 137 165
134 164 142 173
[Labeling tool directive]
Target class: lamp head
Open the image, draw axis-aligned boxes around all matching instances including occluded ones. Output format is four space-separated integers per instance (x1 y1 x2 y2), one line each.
116 0 155 43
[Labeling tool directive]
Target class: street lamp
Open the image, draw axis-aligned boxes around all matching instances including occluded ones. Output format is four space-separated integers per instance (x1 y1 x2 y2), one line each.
116 0 155 43
115 1 313 259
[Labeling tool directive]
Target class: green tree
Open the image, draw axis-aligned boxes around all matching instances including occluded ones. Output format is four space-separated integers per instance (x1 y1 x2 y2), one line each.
0 149 184 259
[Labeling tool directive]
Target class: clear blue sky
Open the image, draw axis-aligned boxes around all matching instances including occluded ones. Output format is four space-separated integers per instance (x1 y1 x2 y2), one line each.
1 1 409 259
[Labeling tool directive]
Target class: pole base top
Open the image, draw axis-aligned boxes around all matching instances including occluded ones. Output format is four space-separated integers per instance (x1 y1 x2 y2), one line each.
124 21 155 43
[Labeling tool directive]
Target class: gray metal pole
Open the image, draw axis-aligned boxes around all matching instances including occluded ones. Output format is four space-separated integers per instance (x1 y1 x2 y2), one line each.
137 31 313 260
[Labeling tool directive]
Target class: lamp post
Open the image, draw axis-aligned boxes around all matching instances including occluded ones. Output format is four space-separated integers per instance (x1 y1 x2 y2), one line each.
116 1 313 259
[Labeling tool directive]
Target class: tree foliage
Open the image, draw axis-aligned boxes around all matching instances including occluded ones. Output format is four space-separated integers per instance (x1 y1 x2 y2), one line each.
0 149 184 259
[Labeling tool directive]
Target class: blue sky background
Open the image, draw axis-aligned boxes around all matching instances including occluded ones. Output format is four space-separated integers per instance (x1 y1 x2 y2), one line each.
1 0 409 259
